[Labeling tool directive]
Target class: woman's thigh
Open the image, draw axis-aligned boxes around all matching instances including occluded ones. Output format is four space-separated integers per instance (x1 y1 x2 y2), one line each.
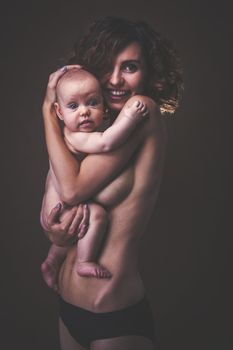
91 335 155 350
59 318 86 350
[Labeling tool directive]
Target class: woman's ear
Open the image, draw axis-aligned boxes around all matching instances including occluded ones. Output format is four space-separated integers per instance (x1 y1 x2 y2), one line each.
54 102 64 120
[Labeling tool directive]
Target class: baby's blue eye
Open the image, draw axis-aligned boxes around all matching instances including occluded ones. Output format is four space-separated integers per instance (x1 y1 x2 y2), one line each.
68 102 78 109
88 99 98 106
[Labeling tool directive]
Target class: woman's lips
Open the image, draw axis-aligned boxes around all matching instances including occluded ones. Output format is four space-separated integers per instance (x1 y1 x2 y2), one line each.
104 89 130 101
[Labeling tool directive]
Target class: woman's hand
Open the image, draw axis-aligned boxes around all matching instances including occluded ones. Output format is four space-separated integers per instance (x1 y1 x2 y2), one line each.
42 65 82 113
41 202 89 246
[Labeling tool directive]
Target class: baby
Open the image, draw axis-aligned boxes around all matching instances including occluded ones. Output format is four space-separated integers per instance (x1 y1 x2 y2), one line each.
41 68 148 289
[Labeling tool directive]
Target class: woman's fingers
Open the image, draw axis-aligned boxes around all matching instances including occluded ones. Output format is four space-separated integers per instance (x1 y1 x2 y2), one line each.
42 203 87 246
48 65 83 84
78 204 90 239
46 202 62 228
60 207 79 234
67 205 85 235
45 65 83 105
47 68 67 90
62 64 83 69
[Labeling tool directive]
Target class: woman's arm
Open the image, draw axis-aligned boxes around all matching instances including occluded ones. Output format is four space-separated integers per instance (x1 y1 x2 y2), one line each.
41 65 89 245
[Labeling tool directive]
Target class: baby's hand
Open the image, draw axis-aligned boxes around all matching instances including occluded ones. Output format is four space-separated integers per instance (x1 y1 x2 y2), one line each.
124 100 149 122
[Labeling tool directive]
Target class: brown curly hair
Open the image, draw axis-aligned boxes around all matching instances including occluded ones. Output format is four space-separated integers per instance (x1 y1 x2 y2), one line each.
66 16 183 114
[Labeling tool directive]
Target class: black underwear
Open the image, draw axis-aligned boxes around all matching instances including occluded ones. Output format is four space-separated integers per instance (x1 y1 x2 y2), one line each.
59 296 155 348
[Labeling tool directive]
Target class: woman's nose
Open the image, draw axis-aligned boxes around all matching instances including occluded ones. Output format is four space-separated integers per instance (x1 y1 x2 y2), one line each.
108 68 124 87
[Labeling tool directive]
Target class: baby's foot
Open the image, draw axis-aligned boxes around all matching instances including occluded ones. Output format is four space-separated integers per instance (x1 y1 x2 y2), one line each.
41 257 60 291
124 100 148 122
76 262 112 279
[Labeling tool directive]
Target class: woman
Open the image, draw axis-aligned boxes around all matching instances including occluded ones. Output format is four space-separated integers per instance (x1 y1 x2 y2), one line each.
41 17 183 350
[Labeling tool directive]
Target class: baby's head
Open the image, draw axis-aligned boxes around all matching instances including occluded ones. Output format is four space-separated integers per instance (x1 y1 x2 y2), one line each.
54 68 104 132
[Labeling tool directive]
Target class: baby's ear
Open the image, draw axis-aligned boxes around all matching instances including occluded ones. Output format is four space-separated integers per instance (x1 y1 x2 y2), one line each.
54 102 63 120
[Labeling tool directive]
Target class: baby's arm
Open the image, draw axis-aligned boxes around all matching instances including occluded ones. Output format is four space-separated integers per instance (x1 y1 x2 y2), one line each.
64 99 148 154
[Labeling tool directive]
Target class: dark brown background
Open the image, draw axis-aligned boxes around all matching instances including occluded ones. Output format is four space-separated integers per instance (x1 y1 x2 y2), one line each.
1 0 232 349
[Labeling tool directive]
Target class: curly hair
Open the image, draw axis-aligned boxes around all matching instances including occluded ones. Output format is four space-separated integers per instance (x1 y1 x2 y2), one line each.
66 16 183 114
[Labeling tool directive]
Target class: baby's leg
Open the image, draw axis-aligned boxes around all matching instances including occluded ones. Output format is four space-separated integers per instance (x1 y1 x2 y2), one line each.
76 203 111 278
41 244 69 291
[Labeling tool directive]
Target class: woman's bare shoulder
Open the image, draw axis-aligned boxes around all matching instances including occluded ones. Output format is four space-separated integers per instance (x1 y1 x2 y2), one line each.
129 95 166 141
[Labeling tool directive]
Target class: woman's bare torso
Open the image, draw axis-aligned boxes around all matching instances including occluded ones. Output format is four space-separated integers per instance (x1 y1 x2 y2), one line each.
58 113 166 312
94 165 134 208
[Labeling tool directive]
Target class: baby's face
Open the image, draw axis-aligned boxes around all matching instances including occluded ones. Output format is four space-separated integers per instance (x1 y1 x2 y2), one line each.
55 76 104 132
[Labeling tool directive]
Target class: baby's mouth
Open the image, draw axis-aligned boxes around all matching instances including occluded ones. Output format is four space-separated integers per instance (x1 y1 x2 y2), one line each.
79 120 93 126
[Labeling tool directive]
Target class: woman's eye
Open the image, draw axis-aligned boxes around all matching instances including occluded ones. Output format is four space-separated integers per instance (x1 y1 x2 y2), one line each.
122 63 138 73
68 102 78 109
88 99 98 106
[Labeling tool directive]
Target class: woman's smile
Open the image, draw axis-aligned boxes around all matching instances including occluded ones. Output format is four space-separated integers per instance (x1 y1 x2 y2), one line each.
104 89 131 101
101 42 147 111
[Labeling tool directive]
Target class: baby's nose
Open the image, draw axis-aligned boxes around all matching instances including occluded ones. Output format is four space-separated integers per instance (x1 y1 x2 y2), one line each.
79 105 90 116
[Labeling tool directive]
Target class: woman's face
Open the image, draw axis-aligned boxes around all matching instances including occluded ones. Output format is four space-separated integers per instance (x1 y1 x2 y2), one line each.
100 42 147 112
